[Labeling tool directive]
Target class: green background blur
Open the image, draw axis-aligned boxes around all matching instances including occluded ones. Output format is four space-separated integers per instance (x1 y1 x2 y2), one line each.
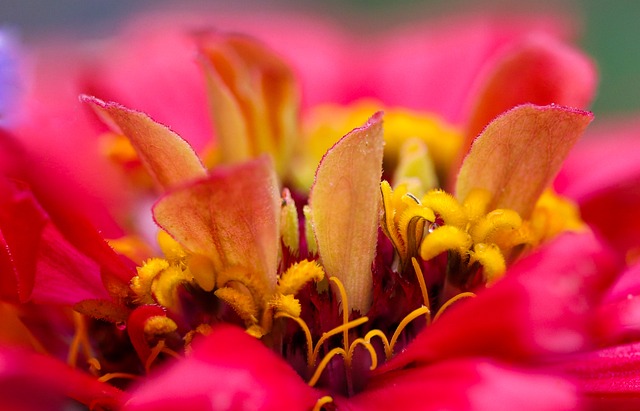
1 0 639 118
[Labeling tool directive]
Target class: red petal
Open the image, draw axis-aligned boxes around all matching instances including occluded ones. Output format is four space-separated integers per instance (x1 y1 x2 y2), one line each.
463 33 596 156
382 232 619 371
153 156 280 290
455 104 592 218
82 95 206 191
309 113 384 313
348 359 577 411
124 324 318 411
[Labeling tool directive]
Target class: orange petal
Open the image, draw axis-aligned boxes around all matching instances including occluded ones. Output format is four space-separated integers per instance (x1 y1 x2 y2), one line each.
455 104 592 218
153 156 280 291
309 113 384 313
198 33 299 176
82 95 206 190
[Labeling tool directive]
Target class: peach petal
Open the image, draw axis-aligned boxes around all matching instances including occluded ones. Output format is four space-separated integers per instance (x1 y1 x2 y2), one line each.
153 156 280 290
309 112 384 313
82 95 206 191
455 104 592 218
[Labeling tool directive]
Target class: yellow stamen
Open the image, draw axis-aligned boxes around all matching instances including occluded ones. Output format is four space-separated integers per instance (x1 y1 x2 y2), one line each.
131 258 169 305
277 260 325 295
420 225 472 260
388 306 430 355
462 188 492 223
433 292 476 322
422 189 467 229
270 294 302 318
143 316 178 336
151 265 189 310
470 209 522 244
214 286 259 326
410 257 431 322
312 396 334 411
363 329 392 360
308 347 346 387
97 372 139 383
380 181 406 256
274 312 314 367
347 338 378 370
469 243 507 285
311 317 369 367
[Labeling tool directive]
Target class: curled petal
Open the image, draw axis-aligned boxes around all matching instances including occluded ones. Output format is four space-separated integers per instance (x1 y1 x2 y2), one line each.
82 95 206 191
309 113 384 313
455 104 592 218
153 156 280 291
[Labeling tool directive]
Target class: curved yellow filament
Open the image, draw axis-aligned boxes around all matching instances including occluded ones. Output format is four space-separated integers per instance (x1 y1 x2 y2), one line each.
274 312 314 367
388 305 430 355
308 347 346 387
348 338 378 371
364 329 392 360
410 257 431 324
433 292 476 322
97 372 139 383
311 317 369 366
312 396 334 411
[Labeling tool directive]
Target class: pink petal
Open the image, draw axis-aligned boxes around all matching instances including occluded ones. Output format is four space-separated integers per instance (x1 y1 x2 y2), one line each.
82 96 206 191
123 324 318 411
309 113 384 313
462 33 596 158
84 18 212 152
455 104 593 218
153 156 280 290
382 232 619 371
595 263 640 345
367 14 573 123
555 120 640 254
348 359 577 411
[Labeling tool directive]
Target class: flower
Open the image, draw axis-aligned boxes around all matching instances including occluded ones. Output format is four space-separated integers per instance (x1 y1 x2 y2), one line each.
1 9 634 411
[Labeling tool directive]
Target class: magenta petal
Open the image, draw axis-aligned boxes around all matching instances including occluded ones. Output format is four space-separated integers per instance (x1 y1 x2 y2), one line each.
0 344 124 410
124 324 318 411
555 121 640 254
383 232 619 371
348 359 577 411
557 342 640 405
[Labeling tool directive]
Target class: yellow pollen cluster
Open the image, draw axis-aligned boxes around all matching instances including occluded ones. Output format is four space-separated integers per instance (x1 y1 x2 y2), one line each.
381 181 585 285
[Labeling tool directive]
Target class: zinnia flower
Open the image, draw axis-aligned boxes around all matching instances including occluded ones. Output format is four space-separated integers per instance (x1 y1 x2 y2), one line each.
2 9 637 411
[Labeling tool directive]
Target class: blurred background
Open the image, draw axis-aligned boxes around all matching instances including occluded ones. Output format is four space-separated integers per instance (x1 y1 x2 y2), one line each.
1 0 638 117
